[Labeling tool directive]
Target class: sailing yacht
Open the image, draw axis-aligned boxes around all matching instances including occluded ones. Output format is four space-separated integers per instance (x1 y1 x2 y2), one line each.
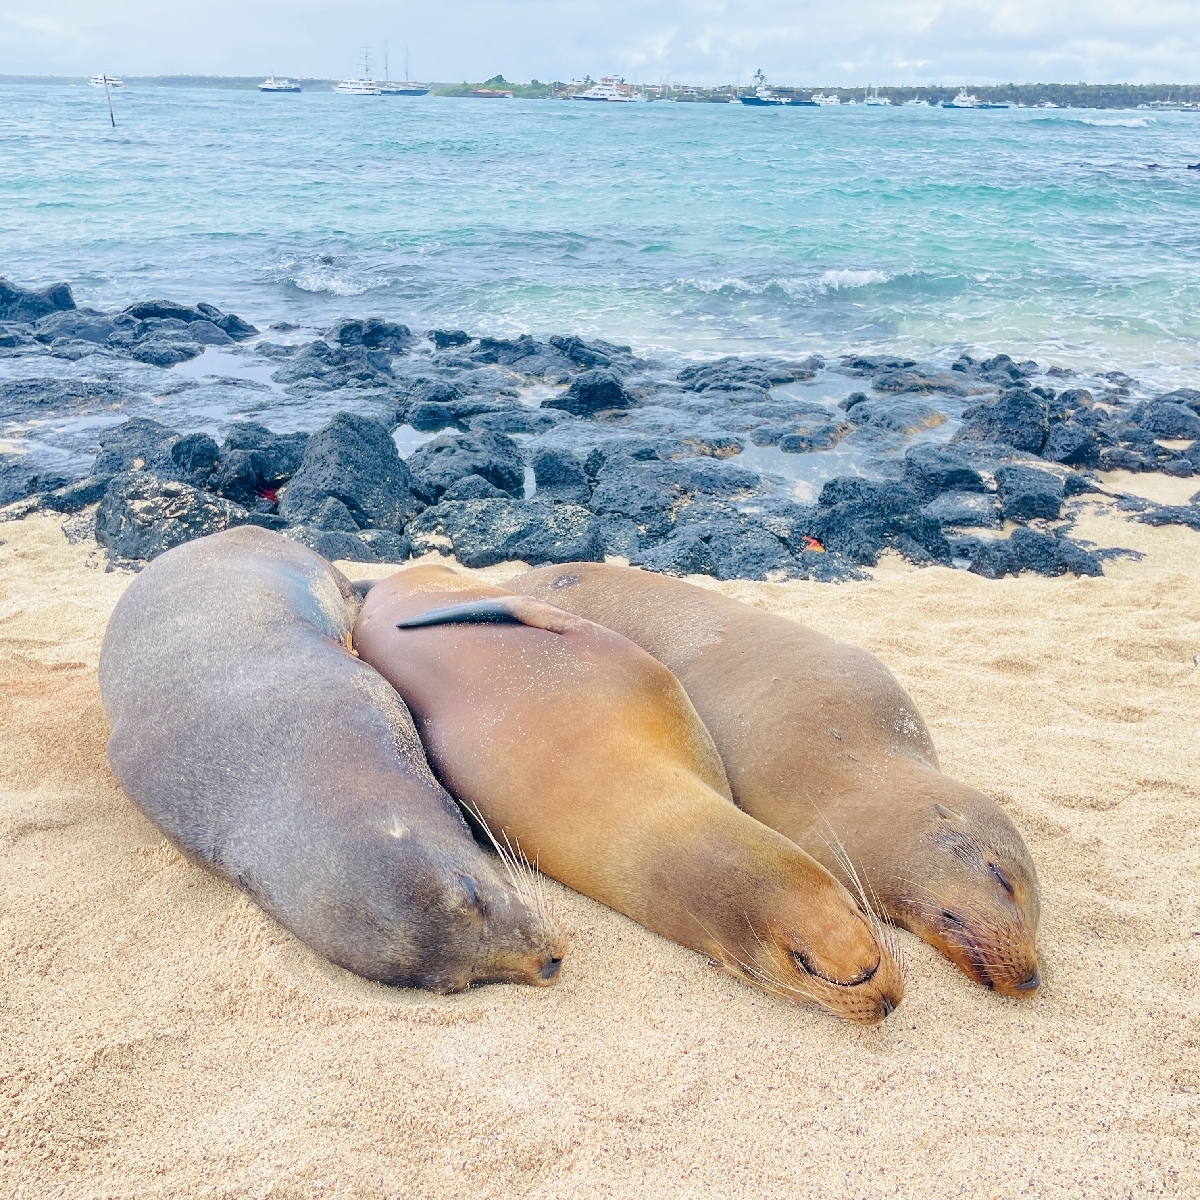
378 43 430 96
864 87 890 106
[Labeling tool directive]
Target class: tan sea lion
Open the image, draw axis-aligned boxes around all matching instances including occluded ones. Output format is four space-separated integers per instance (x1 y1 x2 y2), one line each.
99 527 564 992
352 564 905 1024
513 562 1042 997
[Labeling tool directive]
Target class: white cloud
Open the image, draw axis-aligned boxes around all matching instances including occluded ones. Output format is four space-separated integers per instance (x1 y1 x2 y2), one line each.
1 1 1199 84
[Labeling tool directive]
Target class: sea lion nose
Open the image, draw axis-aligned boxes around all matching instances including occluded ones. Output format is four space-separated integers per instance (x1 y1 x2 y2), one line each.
881 997 896 1017
1013 968 1040 992
540 956 563 981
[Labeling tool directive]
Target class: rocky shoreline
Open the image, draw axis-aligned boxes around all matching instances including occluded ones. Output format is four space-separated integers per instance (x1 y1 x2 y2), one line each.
2 277 1198 579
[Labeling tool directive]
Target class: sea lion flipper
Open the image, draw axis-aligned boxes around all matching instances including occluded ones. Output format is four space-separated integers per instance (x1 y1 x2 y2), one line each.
397 596 587 636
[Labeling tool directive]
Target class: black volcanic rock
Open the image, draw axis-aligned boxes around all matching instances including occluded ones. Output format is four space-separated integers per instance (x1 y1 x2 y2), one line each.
968 528 1103 578
995 465 1064 522
531 448 591 504
840 354 917 375
902 443 986 498
778 422 850 453
543 368 635 417
212 441 304 506
441 474 509 501
325 317 415 353
1139 401 1200 440
169 432 220 487
406 430 524 500
408 499 604 568
96 473 254 565
0 278 75 323
1155 388 1200 413
91 417 181 481
587 449 760 539
871 369 967 397
814 477 951 566
429 329 471 350
34 309 128 344
547 335 651 374
271 340 393 389
1132 504 1200 532
1041 422 1101 468
221 422 309 480
922 490 1002 528
277 412 425 531
956 390 1051 454
635 511 800 581
123 300 257 340
286 526 380 563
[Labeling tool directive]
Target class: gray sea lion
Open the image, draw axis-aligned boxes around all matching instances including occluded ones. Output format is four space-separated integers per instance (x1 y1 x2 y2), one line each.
352 564 905 1024
513 562 1041 997
98 527 564 992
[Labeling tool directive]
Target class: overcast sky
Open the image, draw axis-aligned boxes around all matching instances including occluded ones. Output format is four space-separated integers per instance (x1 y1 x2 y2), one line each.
3 1 1199 85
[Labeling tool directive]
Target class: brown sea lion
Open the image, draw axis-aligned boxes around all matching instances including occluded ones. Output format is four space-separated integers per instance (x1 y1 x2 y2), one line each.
352 564 904 1024
98 527 564 992
513 562 1041 997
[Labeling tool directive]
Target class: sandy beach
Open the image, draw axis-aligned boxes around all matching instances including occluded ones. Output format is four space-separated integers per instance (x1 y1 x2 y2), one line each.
1 484 1197 1199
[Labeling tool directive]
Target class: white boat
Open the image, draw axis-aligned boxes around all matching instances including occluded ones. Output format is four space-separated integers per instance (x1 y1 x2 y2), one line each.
335 49 382 96
943 89 982 108
573 77 642 102
259 75 300 93
89 74 125 89
810 92 842 106
333 77 381 96
864 88 890 106
903 97 930 106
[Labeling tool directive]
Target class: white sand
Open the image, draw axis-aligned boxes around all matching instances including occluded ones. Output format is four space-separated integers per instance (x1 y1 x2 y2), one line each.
1 495 1197 1198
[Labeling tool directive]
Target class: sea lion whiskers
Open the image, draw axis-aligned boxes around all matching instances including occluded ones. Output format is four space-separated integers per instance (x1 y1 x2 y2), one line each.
809 812 906 977
458 796 554 928
684 907 825 1009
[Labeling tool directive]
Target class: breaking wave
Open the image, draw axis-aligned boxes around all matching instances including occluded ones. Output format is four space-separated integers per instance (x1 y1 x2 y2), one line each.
676 269 892 298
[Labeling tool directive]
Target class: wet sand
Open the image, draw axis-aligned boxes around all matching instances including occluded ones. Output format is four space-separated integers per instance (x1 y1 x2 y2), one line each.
1 493 1197 1198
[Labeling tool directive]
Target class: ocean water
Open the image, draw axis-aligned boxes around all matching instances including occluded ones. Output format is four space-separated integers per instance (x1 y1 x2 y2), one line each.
3 83 1200 384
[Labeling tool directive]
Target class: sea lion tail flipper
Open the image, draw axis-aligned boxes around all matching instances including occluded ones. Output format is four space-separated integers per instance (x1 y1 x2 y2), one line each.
397 596 588 636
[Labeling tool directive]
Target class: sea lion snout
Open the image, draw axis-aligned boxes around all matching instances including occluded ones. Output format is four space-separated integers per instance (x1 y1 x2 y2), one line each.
740 892 905 1025
908 798 1042 997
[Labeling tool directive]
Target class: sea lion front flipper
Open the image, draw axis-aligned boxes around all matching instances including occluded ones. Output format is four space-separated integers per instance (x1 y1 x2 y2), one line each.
397 596 589 636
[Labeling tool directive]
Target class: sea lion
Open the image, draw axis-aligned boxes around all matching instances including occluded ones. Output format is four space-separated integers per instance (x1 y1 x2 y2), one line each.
513 563 1041 997
98 527 564 992
352 564 904 1024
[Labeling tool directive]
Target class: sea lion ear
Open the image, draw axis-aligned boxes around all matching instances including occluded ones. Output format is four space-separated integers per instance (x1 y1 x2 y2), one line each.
457 874 486 913
397 596 590 636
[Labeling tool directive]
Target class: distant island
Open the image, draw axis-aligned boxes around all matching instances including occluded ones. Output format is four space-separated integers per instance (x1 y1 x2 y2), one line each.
3 74 1200 108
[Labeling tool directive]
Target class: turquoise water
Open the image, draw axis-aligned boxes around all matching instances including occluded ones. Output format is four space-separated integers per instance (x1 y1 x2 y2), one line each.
3 83 1200 383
